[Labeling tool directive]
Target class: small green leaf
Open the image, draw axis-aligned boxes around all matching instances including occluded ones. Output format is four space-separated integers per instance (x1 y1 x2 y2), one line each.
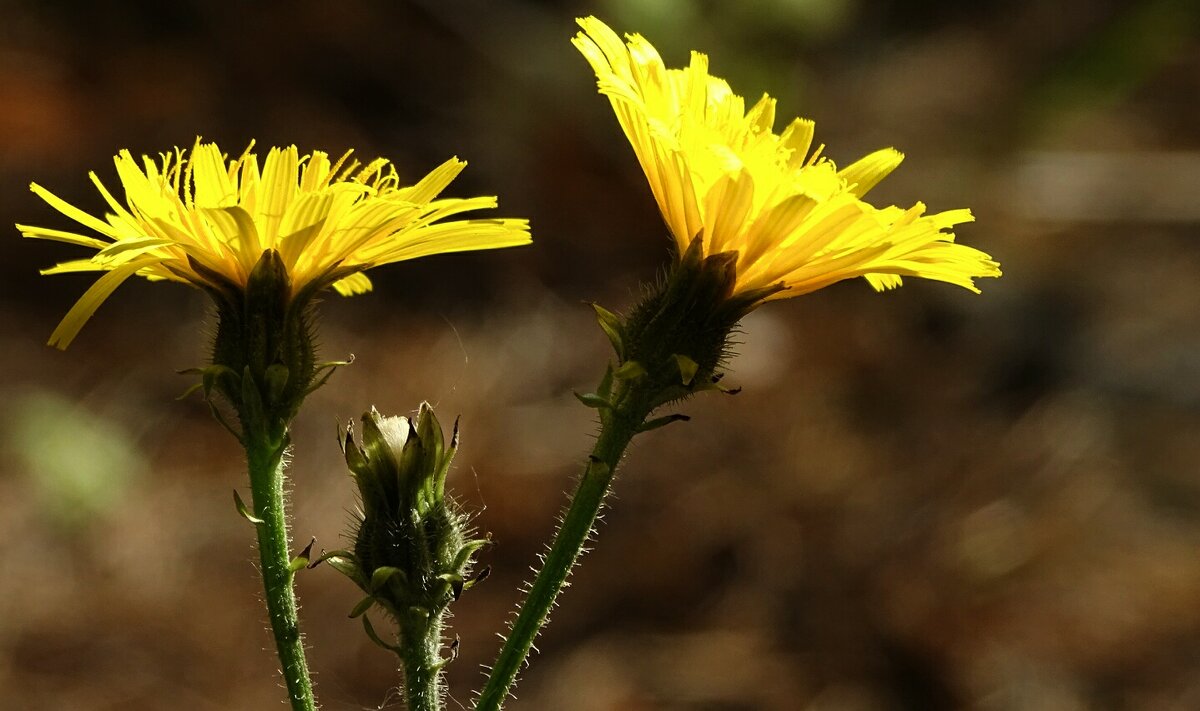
591 303 626 360
462 564 492 593
673 354 700 386
202 365 238 399
177 365 237 401
688 376 741 395
361 613 401 653
288 537 316 573
349 595 375 619
305 547 341 568
596 363 615 399
317 354 355 370
451 538 490 570
305 354 354 396
637 413 692 433
233 489 264 524
207 400 243 442
370 566 406 592
322 554 367 587
613 360 647 381
573 391 613 410
438 573 466 600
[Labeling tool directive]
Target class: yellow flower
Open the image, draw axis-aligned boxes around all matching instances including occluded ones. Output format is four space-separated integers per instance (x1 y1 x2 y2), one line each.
572 16 999 302
18 140 532 348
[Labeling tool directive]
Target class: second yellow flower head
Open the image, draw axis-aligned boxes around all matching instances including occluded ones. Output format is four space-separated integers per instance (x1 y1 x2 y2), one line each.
573 16 999 302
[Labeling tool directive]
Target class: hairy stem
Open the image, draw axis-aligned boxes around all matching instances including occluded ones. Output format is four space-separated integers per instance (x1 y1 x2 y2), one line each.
247 432 317 711
475 378 652 711
399 608 446 711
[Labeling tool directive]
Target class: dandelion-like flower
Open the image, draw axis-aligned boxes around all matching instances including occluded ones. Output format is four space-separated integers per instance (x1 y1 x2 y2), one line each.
572 16 999 302
18 139 532 348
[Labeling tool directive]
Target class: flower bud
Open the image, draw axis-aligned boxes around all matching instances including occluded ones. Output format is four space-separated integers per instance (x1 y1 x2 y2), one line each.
334 404 487 623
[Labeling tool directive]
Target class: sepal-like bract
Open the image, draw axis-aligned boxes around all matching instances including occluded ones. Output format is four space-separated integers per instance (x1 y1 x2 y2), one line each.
204 250 319 441
591 236 782 412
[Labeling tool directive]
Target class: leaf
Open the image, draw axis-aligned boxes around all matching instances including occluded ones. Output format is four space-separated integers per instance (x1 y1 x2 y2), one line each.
233 489 264 524
369 566 406 592
636 413 691 433
573 391 613 410
462 564 492 593
349 595 375 619
305 354 355 396
596 362 615 400
361 614 401 653
673 354 699 386
288 537 316 573
451 538 490 570
591 303 626 360
613 360 647 381
438 573 466 601
321 553 367 588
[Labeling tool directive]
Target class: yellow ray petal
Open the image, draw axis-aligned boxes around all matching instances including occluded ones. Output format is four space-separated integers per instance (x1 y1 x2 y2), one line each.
29 183 119 238
331 272 373 296
48 256 165 349
839 149 904 198
396 158 467 205
256 146 299 248
16 224 110 248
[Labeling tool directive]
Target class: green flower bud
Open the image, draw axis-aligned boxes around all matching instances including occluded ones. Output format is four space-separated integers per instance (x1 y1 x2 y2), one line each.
335 403 487 624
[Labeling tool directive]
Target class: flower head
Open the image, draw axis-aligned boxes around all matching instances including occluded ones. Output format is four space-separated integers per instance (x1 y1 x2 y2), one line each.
18 139 532 348
572 16 999 303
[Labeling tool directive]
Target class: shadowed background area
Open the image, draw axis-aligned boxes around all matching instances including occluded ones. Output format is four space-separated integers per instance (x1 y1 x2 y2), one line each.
2 0 1200 709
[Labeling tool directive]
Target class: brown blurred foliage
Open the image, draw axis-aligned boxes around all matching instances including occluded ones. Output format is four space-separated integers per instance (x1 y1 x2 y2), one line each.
2 0 1200 709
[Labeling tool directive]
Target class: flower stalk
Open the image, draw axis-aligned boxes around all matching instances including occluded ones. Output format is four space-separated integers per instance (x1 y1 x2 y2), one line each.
245 425 315 711
473 375 651 711
397 607 445 711
476 239 759 711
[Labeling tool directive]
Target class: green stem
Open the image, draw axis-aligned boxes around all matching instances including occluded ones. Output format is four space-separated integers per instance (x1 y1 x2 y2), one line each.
398 608 445 711
247 432 317 711
475 379 652 711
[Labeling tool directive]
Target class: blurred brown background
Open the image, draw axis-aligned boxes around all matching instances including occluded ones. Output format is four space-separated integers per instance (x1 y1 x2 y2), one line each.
2 0 1199 709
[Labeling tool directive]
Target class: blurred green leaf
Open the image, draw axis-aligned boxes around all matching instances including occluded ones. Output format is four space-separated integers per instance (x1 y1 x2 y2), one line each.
6 391 146 528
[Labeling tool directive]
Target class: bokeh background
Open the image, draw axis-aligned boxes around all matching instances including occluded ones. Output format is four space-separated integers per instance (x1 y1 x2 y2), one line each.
2 0 1199 709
